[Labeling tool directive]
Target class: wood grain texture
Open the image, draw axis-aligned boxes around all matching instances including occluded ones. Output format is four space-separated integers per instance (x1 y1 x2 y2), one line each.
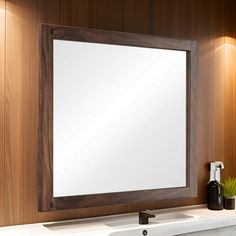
60 0 90 27
214 0 225 178
179 0 196 40
195 0 215 205
194 0 216 204
5 0 25 225
5 0 38 225
123 0 153 34
90 0 123 31
38 0 60 25
22 0 38 224
0 0 236 226
0 0 5 227
224 0 236 179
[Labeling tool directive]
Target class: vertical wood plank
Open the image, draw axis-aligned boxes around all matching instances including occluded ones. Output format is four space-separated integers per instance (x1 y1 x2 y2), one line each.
5 0 25 225
60 0 89 27
179 0 196 40
152 0 168 36
38 0 60 25
153 0 181 38
5 0 38 225
232 0 236 181
214 0 225 178
194 0 216 203
0 0 5 227
223 0 231 178
22 0 38 224
61 0 123 31
91 0 123 31
224 0 236 179
123 0 153 34
164 0 181 38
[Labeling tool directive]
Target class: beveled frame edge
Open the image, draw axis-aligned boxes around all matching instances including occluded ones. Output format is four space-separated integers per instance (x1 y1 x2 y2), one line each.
38 24 198 212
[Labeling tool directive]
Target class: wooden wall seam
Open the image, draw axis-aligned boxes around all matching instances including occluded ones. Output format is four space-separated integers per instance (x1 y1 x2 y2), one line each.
0 0 6 227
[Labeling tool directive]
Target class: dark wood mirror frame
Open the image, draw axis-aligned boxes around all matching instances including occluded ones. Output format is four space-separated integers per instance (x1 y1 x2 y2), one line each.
39 24 198 213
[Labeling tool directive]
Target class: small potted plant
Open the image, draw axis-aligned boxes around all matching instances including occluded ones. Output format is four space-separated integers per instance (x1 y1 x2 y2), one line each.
221 177 236 210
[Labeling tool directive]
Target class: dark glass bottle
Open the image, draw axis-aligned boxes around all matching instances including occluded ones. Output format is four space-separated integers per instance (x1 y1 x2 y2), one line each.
207 180 223 210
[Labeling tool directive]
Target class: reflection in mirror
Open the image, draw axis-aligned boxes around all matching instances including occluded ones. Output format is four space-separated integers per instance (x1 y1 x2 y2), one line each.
53 40 187 197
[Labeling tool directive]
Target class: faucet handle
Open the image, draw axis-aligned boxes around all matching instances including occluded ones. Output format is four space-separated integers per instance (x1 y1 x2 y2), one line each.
139 211 156 225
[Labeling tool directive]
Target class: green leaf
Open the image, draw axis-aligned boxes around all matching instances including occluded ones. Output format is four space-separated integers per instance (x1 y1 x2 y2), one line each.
221 177 236 198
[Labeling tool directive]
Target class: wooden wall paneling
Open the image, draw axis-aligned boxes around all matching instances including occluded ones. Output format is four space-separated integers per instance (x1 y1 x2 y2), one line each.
223 0 230 178
213 0 225 178
194 0 216 203
230 0 236 178
60 0 89 27
152 0 181 38
179 0 196 40
163 0 181 38
22 0 38 224
5 0 25 225
152 0 168 37
223 0 235 179
38 0 60 25
232 1 236 180
90 0 123 31
5 0 38 225
0 0 5 227
123 0 153 34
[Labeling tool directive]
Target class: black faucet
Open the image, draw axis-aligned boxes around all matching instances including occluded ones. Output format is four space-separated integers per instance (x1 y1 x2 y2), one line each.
139 211 156 225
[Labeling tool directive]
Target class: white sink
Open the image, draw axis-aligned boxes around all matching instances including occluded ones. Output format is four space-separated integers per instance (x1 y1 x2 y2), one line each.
108 212 198 236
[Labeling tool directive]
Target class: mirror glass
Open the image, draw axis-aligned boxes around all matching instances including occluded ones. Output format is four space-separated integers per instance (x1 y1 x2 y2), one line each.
53 39 187 197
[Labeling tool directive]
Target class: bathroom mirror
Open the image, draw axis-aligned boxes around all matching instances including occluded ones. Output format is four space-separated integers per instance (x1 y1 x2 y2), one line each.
39 24 198 213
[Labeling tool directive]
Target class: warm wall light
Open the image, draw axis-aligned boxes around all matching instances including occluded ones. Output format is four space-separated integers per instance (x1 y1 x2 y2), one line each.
0 3 5 34
222 37 236 61
214 36 236 100
224 37 236 66
224 37 236 47
215 37 236 51
215 36 236 70
0 0 5 10
0 3 5 15
224 37 236 91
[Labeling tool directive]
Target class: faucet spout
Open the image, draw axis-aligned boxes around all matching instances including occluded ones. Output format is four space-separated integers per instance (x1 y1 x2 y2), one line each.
139 211 156 225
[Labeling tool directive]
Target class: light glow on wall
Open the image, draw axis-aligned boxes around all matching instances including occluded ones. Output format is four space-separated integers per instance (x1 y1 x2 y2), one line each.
215 37 236 84
224 37 236 69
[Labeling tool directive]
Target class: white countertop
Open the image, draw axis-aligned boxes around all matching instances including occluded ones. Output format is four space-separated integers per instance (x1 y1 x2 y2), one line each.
1 205 236 236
